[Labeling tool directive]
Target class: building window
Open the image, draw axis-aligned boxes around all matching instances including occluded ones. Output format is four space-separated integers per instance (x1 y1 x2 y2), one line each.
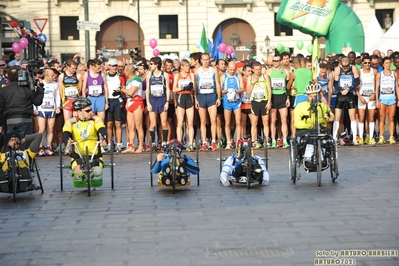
375 9 394 31
159 15 178 39
274 13 293 37
60 16 79 40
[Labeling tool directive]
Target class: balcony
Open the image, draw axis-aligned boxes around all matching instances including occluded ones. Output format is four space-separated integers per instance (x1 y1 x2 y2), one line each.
215 0 254 12
265 0 281 11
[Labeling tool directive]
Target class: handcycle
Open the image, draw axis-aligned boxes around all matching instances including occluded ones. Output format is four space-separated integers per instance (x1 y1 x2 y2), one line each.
150 139 200 194
1 148 44 203
59 140 115 196
219 136 268 189
289 101 339 187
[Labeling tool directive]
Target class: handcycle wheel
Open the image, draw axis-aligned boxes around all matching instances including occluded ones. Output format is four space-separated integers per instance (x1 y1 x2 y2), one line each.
244 146 251 189
59 147 64 191
329 143 339 182
171 145 177 194
316 140 322 187
10 149 17 203
289 138 297 183
86 146 91 197
110 142 114 189
33 159 44 193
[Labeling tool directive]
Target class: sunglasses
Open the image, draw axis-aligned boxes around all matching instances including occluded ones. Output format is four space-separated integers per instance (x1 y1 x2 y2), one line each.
363 62 371 65
83 109 92 113
118 65 125 67
342 64 350 68
0 64 6 67
273 60 280 62
110 65 117 67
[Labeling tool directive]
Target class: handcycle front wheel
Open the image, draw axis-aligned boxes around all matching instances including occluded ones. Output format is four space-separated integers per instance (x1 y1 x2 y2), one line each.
329 143 339 182
289 139 297 183
316 140 322 187
10 150 17 203
86 146 91 197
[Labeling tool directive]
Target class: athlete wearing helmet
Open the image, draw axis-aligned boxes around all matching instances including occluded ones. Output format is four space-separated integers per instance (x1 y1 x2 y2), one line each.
219 136 270 187
151 139 199 187
62 97 108 179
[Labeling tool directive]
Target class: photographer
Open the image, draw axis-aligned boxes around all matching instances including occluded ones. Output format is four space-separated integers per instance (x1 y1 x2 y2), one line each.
0 66 44 141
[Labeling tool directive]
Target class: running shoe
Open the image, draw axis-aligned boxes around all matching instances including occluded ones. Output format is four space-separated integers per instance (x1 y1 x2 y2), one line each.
277 139 283 148
282 141 289 149
388 137 395 145
199 142 208 151
364 137 369 145
38 147 45 156
358 138 364 145
230 139 236 149
261 180 269 186
146 144 151 152
187 144 194 152
368 138 376 145
377 137 385 144
353 140 359 146
270 141 277 149
115 144 123 153
339 138 346 146
211 142 218 151
161 142 167 152
253 140 262 149
45 147 53 156
225 142 232 150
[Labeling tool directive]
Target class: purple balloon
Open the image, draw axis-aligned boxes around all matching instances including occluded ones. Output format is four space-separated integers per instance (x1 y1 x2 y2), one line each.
153 49 160 57
12 42 21 53
218 43 226 53
19 37 29 49
149 38 157 49
226 45 234 55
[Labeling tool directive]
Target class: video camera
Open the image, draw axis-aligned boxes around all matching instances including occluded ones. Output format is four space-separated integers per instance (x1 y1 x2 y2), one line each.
18 59 44 90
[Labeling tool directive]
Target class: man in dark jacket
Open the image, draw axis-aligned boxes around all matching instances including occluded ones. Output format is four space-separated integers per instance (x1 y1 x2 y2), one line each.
0 66 44 139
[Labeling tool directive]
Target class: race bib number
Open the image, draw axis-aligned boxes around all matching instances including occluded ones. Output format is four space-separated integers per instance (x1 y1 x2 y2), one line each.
303 144 314 161
89 85 103 96
227 89 238 102
65 86 78 98
271 78 285 90
360 82 374 97
150 84 164 97
380 80 394 95
199 76 214 94
178 79 191 90
41 94 55 110
241 92 251 104
320 84 328 93
253 86 265 100
339 74 353 88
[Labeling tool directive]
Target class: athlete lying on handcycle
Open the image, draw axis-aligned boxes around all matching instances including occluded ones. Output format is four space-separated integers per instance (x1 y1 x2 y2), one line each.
220 137 270 187
62 97 108 180
294 83 335 171
0 131 42 192
151 140 199 186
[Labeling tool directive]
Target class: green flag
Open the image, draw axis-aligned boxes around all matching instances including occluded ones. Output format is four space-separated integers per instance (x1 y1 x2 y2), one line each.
200 25 209 53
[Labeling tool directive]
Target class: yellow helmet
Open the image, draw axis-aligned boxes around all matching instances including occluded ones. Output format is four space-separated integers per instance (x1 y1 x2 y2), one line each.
305 83 321 94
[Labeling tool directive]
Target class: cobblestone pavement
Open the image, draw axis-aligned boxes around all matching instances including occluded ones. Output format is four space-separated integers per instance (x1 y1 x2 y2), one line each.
0 145 398 266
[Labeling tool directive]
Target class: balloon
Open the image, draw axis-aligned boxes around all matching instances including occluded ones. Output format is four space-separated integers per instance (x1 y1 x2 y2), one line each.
19 37 29 49
218 43 226 53
153 49 160 57
296 40 304 50
276 44 284 53
12 42 21 53
225 46 234 55
185 51 191 58
38 33 47 44
307 44 313 54
149 38 157 49
231 52 236 59
284 46 290 53
196 41 201 49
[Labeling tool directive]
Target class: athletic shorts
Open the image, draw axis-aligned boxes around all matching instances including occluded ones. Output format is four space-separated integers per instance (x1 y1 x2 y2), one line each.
293 94 307 108
289 96 296 109
336 92 356 110
251 100 269 116
106 98 123 121
88 95 106 113
357 97 376 110
217 100 224 115
168 102 175 118
380 98 397 106
177 94 194 109
271 94 287 109
330 95 337 109
197 93 217 109
241 109 251 115
37 111 56 119
62 98 76 112
149 97 167 114
223 99 241 111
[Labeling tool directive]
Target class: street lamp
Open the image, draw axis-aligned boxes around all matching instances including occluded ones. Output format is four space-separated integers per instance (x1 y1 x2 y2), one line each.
230 33 239 48
259 35 274 57
116 35 124 50
383 14 393 30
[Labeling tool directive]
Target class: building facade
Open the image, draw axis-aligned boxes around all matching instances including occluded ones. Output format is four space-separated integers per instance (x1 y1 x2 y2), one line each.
1 0 398 62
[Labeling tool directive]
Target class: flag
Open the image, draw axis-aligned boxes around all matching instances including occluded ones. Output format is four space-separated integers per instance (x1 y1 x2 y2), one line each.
312 38 321 80
200 25 209 53
212 25 223 60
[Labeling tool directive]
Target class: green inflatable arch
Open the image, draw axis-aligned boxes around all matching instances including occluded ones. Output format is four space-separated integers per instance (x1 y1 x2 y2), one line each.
276 0 364 54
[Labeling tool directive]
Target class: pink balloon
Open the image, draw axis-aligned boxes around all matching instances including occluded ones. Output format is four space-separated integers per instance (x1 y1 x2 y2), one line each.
226 46 234 55
218 43 226 53
153 49 160 57
12 42 21 53
149 38 157 49
19 37 29 49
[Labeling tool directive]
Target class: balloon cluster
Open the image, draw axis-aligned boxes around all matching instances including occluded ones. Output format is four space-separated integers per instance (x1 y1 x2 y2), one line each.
149 38 160 57
8 21 47 54
217 43 234 55
274 41 313 55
